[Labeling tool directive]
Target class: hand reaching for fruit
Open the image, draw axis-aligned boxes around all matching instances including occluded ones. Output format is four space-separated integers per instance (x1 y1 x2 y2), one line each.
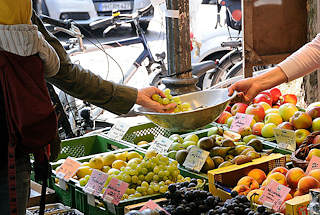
136 87 176 113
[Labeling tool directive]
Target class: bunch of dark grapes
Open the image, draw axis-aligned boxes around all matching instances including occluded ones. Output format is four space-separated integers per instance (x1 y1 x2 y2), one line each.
161 179 222 215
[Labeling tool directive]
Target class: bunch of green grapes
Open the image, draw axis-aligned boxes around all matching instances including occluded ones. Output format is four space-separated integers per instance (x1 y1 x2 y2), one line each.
151 88 192 113
105 152 189 200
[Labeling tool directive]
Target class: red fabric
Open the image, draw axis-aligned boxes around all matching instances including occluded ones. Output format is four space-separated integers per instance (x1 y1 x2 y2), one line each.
0 51 57 214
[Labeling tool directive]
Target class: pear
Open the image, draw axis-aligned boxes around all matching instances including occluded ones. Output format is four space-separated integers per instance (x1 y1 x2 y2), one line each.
234 145 249 155
218 161 233 169
197 137 215 150
243 134 258 144
247 139 263 152
232 155 252 165
212 156 224 167
201 157 215 173
222 139 235 147
210 146 232 158
176 150 188 165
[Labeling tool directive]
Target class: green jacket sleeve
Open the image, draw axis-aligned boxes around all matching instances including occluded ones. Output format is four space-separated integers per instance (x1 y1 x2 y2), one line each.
31 11 138 115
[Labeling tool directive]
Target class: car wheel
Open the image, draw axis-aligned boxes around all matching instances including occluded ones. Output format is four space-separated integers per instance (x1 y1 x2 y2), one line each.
131 21 150 32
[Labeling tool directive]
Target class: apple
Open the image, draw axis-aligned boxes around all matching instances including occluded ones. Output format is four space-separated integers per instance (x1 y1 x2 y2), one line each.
269 88 282 104
252 122 264 136
227 116 234 128
259 91 272 98
231 103 248 116
261 123 277 138
312 118 320 131
225 105 232 112
295 129 311 147
307 106 320 119
277 122 294 130
238 126 252 137
184 134 199 143
313 135 320 144
278 103 298 121
306 148 320 161
216 111 232 124
279 94 298 105
264 113 283 126
259 102 272 112
169 134 183 143
265 108 279 115
246 104 265 122
306 102 320 113
253 94 272 106
290 111 312 129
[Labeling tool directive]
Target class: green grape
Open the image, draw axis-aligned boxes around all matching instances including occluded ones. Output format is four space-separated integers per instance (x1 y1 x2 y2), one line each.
162 98 170 105
159 185 168 194
168 165 175 173
185 177 191 182
135 192 142 198
151 94 161 101
181 102 191 109
131 175 139 184
164 88 171 96
164 170 170 177
153 175 159 182
171 160 178 166
128 162 137 169
141 181 149 188
79 177 88 186
153 184 160 192
136 186 144 193
162 176 169 181
140 167 148 175
172 96 181 103
138 175 144 181
145 172 154 182
167 94 173 100
122 194 128 200
129 169 138 176
153 166 160 174
123 174 131 183
156 154 163 160
160 156 169 164
159 181 165 186
120 167 126 171
137 180 142 185
147 187 154 195
126 188 135 195
158 170 165 178
151 157 159 165
128 194 135 199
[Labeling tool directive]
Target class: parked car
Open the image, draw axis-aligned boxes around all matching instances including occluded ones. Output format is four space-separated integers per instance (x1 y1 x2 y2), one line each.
38 0 154 31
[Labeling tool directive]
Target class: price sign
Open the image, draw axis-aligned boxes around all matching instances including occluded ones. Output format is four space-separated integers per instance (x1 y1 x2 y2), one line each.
259 179 291 211
306 156 320 174
183 147 209 173
55 157 81 182
273 128 296 151
106 122 130 141
139 200 169 214
103 177 129 205
230 113 254 132
148 135 173 154
84 169 109 196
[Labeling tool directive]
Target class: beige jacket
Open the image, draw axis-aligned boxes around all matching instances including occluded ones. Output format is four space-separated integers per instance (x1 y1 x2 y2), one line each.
0 24 60 77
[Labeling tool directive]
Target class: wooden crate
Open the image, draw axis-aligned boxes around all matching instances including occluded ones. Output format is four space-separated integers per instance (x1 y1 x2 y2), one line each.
28 181 57 207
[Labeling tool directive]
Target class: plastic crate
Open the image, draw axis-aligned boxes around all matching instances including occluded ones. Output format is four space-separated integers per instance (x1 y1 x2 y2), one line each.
208 153 286 201
49 135 130 208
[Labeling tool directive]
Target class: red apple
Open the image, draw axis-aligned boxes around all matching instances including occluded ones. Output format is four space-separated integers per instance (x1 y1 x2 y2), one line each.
259 91 272 98
312 118 320 131
313 135 320 144
253 94 272 106
231 103 248 116
216 111 232 124
246 104 266 122
225 105 232 112
269 88 282 104
277 122 295 130
290 111 312 129
280 94 298 105
307 106 320 119
295 129 311 147
252 122 264 136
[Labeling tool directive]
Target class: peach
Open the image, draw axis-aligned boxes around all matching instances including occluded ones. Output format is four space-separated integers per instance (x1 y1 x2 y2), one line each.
232 185 251 196
237 176 260 190
306 148 320 161
247 189 263 204
308 169 320 182
297 176 320 194
286 167 306 189
294 189 306 197
247 169 267 185
269 167 289 176
262 172 287 186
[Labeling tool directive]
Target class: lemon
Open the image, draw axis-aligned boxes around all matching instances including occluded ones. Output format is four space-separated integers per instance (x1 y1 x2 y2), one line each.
115 151 128 161
145 150 158 159
102 154 117 166
112 160 127 170
76 166 92 178
80 162 90 167
89 156 104 169
127 151 143 160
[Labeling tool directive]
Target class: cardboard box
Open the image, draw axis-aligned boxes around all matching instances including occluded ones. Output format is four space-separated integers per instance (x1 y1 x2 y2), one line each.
285 194 311 215
208 153 286 201
28 181 56 207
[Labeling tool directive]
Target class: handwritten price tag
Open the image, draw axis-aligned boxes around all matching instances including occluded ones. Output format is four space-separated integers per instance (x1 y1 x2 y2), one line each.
56 157 81 182
148 135 173 154
183 147 209 173
106 122 130 141
306 155 320 174
273 128 296 151
230 113 254 132
84 169 109 196
259 179 291 211
139 200 169 214
103 177 129 205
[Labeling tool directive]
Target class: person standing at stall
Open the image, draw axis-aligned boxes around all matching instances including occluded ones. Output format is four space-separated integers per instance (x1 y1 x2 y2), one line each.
228 33 320 101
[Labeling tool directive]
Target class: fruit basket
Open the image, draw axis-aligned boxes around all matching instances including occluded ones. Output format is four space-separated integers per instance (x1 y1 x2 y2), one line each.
49 135 130 207
291 131 320 170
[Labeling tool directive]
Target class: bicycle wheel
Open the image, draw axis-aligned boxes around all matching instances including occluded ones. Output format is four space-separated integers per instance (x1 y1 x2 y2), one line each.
202 49 242 89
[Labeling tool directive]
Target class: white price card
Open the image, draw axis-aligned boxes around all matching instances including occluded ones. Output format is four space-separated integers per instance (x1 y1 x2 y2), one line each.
230 113 254 132
273 128 296 151
106 122 130 141
148 135 173 154
183 147 209 173
84 169 109 197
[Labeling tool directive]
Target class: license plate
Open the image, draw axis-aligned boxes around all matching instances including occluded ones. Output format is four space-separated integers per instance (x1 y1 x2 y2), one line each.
98 2 132 12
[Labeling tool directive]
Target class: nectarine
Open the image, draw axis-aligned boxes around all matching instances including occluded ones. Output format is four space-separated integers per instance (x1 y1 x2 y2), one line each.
286 167 305 189
247 169 267 185
237 176 259 190
308 169 320 182
297 176 320 194
262 172 287 186
232 184 251 196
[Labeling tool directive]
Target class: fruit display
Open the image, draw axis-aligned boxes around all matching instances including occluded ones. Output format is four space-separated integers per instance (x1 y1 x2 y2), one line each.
165 128 269 174
70 150 192 200
231 166 320 213
151 88 192 113
217 87 320 149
